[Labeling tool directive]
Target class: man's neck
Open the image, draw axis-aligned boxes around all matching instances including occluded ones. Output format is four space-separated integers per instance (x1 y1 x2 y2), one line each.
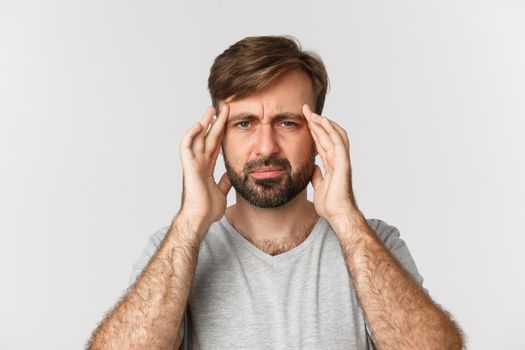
224 190 319 256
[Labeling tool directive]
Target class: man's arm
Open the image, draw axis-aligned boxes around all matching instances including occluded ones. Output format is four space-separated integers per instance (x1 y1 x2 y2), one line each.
302 104 464 349
86 214 205 350
87 104 232 349
332 213 464 349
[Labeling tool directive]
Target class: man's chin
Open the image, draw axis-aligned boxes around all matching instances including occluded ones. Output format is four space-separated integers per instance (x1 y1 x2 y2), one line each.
226 164 313 209
245 196 289 209
252 177 284 188
234 183 292 208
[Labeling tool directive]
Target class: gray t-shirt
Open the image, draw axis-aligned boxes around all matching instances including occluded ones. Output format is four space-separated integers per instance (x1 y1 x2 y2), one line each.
129 216 425 349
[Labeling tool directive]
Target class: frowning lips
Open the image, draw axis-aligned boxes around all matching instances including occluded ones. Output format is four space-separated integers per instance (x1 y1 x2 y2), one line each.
251 166 283 173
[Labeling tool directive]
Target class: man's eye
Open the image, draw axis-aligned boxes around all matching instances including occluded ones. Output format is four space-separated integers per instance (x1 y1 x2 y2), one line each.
235 120 297 129
281 121 297 127
237 121 251 129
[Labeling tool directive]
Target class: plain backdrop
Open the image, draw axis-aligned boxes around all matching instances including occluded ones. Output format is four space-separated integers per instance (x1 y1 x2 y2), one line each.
1 0 524 349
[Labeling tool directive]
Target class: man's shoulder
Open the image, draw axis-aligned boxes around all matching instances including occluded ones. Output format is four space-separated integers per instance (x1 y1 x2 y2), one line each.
364 217 404 248
148 224 171 246
362 217 425 288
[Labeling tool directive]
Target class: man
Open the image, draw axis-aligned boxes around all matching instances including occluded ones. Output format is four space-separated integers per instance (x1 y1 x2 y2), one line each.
87 35 464 349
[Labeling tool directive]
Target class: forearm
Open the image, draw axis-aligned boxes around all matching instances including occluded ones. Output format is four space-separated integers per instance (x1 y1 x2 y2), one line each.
332 212 464 350
87 214 206 350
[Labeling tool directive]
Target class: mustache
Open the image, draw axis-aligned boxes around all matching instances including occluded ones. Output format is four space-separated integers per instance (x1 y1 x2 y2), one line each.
244 156 291 174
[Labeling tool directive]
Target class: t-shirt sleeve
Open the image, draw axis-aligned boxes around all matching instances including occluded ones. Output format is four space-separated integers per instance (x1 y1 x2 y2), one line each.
128 225 186 345
128 225 170 286
365 218 426 290
363 218 428 347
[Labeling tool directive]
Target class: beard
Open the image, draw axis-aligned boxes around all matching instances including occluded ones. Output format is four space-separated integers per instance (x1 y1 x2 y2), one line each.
223 145 316 208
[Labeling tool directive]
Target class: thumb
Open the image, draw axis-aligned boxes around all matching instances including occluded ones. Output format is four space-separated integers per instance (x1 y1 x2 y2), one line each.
218 172 232 195
311 165 323 190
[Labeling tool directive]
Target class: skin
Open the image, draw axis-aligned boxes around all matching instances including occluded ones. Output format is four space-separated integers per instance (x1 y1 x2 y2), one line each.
301 104 465 349
87 69 464 349
221 69 320 254
86 105 233 350
223 70 464 348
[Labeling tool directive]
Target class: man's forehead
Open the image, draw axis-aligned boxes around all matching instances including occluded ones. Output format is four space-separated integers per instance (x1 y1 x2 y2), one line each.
219 69 314 118
221 97 307 120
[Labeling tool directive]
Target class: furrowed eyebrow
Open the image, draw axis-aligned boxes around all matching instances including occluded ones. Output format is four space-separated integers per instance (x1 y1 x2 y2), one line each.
228 112 305 124
228 113 257 124
273 113 305 123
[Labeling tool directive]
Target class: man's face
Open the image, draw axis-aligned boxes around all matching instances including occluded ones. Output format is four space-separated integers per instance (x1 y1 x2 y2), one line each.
220 69 317 208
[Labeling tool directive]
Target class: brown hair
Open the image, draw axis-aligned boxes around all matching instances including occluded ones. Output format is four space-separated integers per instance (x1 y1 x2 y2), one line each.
208 35 329 115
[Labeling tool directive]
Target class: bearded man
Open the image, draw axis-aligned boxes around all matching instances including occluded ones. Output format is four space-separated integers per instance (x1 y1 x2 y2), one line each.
88 35 464 350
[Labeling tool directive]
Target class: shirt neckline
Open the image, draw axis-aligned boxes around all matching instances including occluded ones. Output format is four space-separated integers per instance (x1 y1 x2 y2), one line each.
219 214 328 264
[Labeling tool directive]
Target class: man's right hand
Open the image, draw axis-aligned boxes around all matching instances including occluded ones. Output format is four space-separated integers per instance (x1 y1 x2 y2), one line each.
176 104 232 240
87 106 231 349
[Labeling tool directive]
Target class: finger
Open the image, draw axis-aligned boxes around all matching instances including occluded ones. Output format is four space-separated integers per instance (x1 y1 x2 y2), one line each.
308 110 348 163
309 125 331 174
303 105 332 173
310 164 324 190
302 103 314 119
180 122 203 160
207 106 229 170
194 106 216 154
330 120 349 151
217 172 232 195
304 104 349 151
209 134 223 172
205 104 229 154
307 112 334 156
320 116 348 157
303 104 331 152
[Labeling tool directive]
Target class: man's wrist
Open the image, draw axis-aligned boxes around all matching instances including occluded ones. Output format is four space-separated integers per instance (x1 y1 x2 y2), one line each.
170 211 211 246
328 209 368 239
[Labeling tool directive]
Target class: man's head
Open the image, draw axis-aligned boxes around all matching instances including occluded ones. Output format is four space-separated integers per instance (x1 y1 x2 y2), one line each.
208 35 329 208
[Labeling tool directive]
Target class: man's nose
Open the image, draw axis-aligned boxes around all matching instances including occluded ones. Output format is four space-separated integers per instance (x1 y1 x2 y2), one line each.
254 125 280 157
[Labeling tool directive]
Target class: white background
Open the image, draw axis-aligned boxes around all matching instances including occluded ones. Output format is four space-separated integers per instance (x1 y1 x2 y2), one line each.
1 0 524 349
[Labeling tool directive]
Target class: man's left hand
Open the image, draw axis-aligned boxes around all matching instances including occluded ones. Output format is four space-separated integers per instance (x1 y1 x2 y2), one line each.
303 104 363 228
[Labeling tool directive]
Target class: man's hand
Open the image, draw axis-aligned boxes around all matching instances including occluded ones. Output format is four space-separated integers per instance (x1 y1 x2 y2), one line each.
178 104 232 238
87 106 232 350
303 104 464 349
302 104 362 227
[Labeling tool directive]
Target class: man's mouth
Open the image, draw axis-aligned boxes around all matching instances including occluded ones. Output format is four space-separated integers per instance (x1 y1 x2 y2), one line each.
250 167 284 179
